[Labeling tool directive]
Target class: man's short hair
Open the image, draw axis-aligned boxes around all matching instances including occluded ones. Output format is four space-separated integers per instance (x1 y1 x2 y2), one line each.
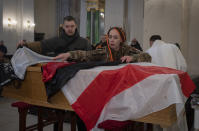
175 43 181 50
63 16 77 24
150 35 162 42
0 45 7 54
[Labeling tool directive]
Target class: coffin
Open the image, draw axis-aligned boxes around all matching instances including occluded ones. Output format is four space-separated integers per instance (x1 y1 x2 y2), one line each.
2 64 177 127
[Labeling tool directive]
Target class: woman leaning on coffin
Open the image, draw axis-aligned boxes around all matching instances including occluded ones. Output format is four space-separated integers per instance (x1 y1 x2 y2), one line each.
53 27 151 63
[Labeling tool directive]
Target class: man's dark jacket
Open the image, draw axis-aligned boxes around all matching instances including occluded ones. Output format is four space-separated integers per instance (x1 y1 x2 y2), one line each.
25 29 91 56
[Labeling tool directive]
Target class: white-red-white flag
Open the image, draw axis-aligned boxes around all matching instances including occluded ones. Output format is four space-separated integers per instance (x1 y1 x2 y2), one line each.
61 63 195 131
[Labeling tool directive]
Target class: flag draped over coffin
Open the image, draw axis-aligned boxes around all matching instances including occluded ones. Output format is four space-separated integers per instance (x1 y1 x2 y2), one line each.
61 63 195 130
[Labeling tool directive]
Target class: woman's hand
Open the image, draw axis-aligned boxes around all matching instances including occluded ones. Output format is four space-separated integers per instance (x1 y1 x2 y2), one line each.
121 56 133 63
17 40 26 48
53 53 71 61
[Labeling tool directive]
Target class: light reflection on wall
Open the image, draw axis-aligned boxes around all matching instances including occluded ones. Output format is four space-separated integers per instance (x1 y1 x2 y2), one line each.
3 17 17 29
24 20 35 30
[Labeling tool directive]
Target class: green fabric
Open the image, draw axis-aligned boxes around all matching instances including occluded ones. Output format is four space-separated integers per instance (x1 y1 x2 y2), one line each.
94 10 100 44
87 11 91 40
86 10 100 45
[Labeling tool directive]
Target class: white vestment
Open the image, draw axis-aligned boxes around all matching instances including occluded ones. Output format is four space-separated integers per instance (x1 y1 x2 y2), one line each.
146 40 187 72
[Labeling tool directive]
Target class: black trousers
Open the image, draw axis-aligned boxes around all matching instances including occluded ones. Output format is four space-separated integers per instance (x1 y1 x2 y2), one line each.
76 115 87 131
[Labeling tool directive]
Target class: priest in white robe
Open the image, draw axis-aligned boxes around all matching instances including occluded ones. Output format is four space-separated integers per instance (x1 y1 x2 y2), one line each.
146 35 187 72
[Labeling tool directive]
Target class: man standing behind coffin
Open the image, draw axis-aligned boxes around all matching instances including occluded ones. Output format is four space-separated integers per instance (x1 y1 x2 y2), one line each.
146 35 187 71
17 16 92 56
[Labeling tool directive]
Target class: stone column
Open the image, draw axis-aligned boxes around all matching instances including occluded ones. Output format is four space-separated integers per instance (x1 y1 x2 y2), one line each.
104 0 125 33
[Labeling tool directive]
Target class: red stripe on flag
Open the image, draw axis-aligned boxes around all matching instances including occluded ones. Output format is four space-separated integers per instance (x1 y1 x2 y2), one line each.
72 64 195 130
42 62 75 82
178 72 196 97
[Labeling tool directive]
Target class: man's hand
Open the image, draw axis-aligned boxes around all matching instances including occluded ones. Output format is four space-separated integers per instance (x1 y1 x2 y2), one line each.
53 53 71 61
121 56 133 63
17 40 26 48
